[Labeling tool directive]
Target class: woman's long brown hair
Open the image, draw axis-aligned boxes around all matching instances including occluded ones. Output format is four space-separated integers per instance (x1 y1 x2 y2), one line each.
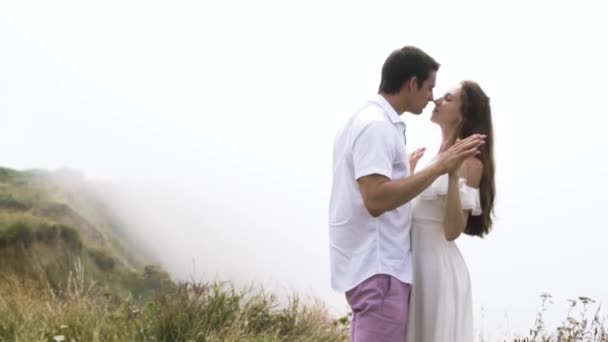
458 81 495 237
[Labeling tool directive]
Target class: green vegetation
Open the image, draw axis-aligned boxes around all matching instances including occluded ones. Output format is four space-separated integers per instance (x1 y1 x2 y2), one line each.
1 165 605 341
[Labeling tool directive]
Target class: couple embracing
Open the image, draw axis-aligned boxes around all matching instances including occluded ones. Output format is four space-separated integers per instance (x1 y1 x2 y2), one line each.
329 46 495 342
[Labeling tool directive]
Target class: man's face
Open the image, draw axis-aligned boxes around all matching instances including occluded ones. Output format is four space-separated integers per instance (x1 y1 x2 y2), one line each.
409 71 436 114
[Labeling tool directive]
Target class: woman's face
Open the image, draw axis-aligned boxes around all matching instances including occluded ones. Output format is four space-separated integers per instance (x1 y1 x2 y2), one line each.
431 85 464 127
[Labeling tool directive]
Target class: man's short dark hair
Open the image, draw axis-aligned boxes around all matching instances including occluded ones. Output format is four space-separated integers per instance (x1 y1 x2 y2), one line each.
378 46 440 94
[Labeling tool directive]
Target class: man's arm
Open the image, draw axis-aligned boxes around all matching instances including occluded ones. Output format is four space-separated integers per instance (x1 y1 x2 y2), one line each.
357 163 444 217
357 135 485 218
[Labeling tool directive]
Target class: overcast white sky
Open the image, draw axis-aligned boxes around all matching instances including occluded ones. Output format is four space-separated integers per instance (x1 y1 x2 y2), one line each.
2 0 607 339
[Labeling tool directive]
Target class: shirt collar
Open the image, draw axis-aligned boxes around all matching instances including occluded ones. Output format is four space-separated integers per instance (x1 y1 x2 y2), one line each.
368 94 406 128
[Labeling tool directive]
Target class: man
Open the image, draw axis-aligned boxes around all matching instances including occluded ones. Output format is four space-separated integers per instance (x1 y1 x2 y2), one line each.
329 46 485 341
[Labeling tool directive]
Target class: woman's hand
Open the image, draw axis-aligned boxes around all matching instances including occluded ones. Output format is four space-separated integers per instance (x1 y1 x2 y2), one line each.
408 147 426 174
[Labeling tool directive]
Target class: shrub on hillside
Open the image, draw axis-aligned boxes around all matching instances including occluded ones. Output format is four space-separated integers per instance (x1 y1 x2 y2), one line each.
0 222 34 248
0 193 29 211
58 225 82 250
88 248 115 271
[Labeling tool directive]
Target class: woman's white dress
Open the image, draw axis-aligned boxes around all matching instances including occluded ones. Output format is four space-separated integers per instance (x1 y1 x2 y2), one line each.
406 174 482 342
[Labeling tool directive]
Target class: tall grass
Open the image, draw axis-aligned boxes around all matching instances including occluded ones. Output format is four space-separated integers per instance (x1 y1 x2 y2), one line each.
511 293 608 342
0 261 348 342
1 253 606 342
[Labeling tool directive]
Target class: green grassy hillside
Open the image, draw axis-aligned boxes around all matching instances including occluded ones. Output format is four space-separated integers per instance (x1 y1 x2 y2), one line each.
0 166 348 341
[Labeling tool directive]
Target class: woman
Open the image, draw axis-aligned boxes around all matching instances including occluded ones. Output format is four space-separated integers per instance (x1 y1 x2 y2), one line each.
406 80 496 341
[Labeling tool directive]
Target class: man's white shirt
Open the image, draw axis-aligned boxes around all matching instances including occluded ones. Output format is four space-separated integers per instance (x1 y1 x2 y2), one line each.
329 94 413 292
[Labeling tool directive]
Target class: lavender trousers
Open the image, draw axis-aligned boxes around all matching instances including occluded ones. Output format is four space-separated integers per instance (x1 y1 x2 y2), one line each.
345 274 412 342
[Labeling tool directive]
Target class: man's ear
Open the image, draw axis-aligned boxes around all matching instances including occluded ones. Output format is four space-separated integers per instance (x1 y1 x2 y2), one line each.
406 77 419 91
